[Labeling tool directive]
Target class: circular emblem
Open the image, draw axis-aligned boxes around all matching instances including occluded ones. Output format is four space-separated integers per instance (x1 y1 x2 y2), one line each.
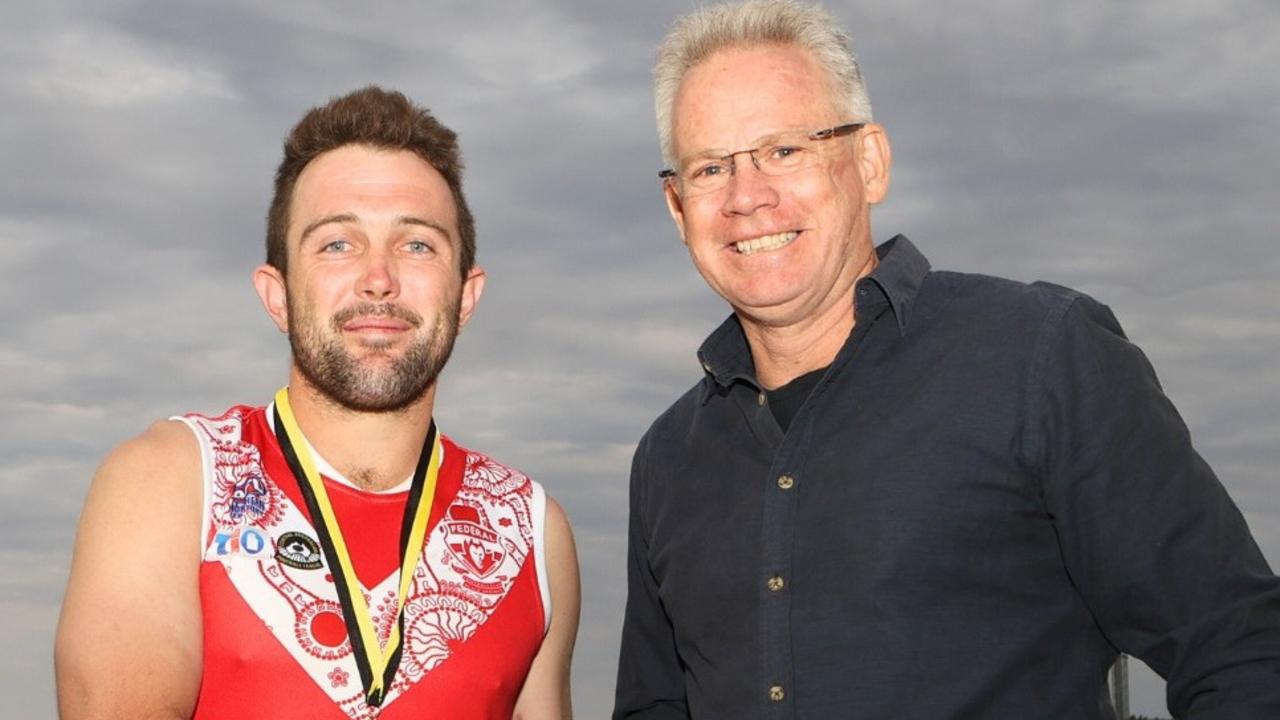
276 531 324 570
295 600 351 660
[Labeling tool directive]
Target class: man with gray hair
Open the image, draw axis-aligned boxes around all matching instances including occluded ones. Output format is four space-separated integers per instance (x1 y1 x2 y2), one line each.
614 1 1280 718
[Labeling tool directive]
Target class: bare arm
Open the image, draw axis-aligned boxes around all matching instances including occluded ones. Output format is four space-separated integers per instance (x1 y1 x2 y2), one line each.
56 420 205 720
513 496 580 720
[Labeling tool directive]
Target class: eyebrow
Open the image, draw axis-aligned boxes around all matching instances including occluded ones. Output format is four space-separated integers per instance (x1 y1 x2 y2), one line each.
299 213 455 244
396 215 454 242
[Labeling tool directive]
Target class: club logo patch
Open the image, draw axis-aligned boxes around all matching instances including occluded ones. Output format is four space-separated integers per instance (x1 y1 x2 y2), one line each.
444 505 505 578
276 531 324 570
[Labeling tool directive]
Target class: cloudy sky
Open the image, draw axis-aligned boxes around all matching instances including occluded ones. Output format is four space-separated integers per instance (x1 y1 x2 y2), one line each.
2 1 1276 717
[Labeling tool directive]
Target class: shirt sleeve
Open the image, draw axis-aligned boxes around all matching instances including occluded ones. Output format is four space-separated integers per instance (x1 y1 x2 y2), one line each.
1029 293 1280 718
612 434 692 720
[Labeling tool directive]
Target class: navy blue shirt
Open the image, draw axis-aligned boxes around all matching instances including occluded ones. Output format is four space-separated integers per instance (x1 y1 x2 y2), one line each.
614 236 1280 719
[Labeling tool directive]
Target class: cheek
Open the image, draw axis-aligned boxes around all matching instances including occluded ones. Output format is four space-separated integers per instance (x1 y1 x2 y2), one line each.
301 268 354 304
821 162 865 209
679 204 724 248
406 273 463 309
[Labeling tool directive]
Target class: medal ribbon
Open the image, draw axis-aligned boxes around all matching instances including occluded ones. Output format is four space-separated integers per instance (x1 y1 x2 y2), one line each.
272 387 441 707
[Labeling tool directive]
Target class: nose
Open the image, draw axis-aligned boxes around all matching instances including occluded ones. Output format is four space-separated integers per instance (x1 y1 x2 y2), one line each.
356 248 399 301
720 151 779 216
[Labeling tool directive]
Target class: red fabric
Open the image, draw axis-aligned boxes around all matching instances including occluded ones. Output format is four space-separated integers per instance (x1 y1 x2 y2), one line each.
191 406 545 720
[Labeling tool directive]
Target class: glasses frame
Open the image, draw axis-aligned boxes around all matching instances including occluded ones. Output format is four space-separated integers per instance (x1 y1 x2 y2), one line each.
659 122 865 192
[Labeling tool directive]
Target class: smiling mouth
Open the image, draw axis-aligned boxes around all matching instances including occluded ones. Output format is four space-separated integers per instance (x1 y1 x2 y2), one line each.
734 231 798 255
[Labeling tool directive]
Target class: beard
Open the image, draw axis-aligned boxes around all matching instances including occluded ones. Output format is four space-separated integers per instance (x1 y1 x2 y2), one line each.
287 294 461 413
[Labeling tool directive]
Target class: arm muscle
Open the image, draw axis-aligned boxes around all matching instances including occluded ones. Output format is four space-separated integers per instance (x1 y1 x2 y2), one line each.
56 420 205 720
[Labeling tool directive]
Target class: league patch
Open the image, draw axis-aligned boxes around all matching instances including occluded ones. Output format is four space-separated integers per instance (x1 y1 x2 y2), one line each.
276 530 324 570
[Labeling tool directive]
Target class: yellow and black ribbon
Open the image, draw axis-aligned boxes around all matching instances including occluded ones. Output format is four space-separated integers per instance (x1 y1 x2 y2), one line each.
273 387 441 707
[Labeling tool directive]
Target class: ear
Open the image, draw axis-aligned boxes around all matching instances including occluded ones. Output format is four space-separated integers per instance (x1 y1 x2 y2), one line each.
663 179 690 246
456 265 487 330
856 123 892 205
253 264 290 333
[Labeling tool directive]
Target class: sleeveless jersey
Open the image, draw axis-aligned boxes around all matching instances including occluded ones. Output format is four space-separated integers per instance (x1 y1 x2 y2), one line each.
175 405 550 720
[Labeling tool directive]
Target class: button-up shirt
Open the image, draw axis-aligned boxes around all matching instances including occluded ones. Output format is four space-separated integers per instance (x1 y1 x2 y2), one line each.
613 236 1280 719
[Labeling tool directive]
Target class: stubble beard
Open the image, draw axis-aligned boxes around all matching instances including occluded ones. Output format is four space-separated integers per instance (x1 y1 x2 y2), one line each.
287 294 461 413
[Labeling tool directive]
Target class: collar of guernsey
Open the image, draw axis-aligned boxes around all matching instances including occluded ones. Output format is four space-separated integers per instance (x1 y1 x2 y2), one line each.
272 386 442 707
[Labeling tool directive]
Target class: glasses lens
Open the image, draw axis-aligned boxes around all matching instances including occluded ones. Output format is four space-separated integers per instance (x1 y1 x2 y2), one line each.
674 127 846 196
679 158 732 196
756 132 818 176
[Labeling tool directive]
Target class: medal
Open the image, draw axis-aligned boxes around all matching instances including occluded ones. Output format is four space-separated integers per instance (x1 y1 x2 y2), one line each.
272 387 441 707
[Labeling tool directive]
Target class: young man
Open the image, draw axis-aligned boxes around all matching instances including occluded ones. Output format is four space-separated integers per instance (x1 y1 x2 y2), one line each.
57 87 579 720
615 2 1280 718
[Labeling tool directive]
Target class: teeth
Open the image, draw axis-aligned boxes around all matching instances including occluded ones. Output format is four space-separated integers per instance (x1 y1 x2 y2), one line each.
735 231 798 255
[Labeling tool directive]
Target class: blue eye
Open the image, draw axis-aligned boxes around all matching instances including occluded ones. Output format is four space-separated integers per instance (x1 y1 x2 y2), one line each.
405 240 432 254
321 239 351 253
690 162 728 180
768 145 804 161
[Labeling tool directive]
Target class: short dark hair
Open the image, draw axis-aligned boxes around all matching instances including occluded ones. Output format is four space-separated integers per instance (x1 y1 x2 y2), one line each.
266 86 475 278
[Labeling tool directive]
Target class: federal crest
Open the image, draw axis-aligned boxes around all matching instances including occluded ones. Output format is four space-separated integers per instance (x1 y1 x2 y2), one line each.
443 504 505 578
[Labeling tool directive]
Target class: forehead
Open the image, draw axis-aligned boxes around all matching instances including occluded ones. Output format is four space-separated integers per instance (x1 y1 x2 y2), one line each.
289 144 457 238
671 44 840 156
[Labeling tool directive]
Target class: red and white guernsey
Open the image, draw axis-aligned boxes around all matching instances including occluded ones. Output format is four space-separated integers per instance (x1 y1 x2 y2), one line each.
175 405 551 719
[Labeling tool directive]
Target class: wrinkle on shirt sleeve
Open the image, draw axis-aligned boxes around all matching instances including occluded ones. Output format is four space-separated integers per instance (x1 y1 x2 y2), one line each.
1027 292 1280 717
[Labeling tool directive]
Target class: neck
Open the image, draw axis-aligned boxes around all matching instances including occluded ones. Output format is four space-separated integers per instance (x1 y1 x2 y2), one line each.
739 254 878 390
740 295 855 390
282 369 437 491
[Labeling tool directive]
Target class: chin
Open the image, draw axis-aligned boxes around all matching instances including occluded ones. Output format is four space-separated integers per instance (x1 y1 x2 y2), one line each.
720 277 808 309
724 293 804 321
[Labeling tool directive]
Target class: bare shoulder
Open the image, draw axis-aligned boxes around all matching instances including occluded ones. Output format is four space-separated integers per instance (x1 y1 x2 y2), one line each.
513 491 580 720
76 418 205 545
99 418 202 486
77 418 204 551
56 419 205 718
543 494 575 547
542 492 580 634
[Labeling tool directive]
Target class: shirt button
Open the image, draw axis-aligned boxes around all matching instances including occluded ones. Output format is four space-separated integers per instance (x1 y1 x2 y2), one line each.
757 391 766 405
767 575 785 592
777 474 794 490
769 685 785 702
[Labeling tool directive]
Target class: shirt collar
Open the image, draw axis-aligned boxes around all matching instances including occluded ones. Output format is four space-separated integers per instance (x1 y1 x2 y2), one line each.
862 234 930 336
696 234 930 393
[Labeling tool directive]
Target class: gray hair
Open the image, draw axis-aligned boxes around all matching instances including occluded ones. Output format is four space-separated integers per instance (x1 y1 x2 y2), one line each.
654 0 873 167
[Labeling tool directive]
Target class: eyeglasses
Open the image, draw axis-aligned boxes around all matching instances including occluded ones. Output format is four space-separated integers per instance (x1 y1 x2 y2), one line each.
659 123 864 197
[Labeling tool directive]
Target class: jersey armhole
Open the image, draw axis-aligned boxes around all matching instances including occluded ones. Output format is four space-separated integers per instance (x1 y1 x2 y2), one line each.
530 480 552 635
170 415 214 560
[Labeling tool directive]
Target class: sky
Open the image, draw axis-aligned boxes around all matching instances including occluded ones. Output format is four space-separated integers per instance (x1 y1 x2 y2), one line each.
1 1 1276 717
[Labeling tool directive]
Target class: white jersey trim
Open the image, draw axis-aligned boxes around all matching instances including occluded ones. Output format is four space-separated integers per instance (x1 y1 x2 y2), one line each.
531 480 551 634
172 415 214 558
